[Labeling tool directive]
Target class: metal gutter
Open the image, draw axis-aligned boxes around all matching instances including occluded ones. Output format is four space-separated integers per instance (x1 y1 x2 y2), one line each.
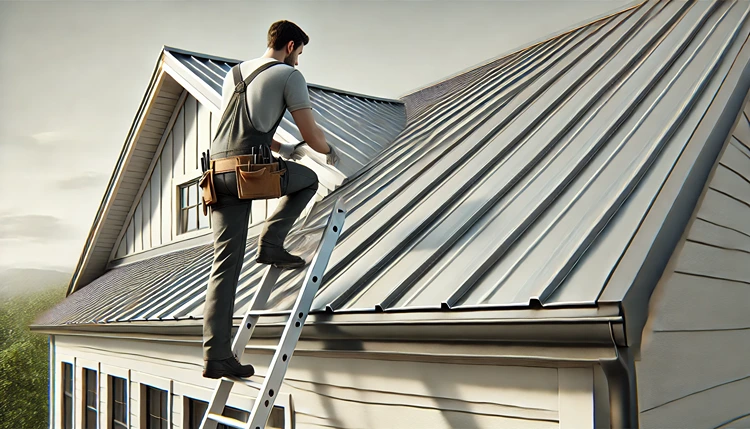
599 322 639 429
32 312 625 346
35 326 620 367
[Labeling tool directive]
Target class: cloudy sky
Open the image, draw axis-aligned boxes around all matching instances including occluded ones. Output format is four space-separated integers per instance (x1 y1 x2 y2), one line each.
0 0 632 272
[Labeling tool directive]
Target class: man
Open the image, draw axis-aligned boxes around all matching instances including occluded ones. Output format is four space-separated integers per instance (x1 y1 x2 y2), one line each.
202 20 339 379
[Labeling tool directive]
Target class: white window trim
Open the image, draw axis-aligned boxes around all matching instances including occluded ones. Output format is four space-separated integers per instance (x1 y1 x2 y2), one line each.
172 168 212 241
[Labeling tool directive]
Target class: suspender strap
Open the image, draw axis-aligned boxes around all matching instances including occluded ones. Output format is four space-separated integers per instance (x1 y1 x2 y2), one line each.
231 60 284 93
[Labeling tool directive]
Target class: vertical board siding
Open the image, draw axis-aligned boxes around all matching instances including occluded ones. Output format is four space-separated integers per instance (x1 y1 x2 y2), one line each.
173 107 186 178
126 220 135 255
142 182 152 250
114 96 219 260
134 201 143 253
150 160 162 247
161 133 173 245
638 90 750 428
184 96 198 174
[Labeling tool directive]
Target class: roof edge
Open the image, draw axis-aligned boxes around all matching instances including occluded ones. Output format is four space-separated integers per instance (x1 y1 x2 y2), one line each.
399 0 646 99
36 328 618 366
31 312 626 346
163 45 403 104
66 47 168 296
600 13 750 348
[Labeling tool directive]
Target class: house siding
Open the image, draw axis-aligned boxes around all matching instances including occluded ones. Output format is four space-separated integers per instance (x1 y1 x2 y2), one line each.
50 335 599 429
637 89 750 429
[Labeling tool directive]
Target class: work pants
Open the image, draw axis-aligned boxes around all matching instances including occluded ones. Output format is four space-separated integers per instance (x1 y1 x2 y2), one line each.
203 160 318 360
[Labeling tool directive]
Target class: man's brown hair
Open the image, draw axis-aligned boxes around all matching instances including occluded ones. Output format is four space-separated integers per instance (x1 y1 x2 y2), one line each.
267 20 310 51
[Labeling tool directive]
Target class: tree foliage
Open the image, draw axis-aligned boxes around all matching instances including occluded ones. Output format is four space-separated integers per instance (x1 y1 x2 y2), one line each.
0 286 66 429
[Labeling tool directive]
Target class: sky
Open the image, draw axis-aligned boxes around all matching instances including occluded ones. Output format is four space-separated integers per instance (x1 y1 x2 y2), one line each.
0 0 633 272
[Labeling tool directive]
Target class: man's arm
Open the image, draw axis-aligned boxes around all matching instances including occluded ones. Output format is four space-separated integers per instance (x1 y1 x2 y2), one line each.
290 108 330 154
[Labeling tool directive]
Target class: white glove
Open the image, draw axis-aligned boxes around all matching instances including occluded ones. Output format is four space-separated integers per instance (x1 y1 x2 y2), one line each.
278 141 306 161
325 144 339 166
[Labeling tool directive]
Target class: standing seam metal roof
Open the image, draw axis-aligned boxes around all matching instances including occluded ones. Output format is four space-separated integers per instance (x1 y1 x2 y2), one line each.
165 48 407 177
35 0 750 326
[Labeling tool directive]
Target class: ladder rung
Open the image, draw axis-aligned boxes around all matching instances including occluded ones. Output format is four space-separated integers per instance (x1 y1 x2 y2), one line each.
224 375 263 390
207 413 246 428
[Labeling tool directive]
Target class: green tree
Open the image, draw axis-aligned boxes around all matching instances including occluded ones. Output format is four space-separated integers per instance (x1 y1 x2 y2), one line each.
0 286 65 429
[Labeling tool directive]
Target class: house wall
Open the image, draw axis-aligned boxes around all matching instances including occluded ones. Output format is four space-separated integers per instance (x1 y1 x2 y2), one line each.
637 91 750 428
50 334 598 429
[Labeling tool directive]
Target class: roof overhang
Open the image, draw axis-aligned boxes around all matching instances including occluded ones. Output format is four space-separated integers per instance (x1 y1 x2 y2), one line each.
32 311 623 365
67 48 178 296
32 304 626 343
599 14 750 349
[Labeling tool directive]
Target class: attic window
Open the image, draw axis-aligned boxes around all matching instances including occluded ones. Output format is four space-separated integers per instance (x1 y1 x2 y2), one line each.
178 179 209 234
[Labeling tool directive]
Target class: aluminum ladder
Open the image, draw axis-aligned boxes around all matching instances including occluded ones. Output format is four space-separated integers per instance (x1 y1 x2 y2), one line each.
200 198 346 429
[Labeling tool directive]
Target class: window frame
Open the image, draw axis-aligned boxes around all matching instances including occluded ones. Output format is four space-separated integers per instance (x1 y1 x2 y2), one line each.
82 367 99 429
134 372 172 429
172 170 211 240
101 364 130 429
108 375 128 429
61 359 75 429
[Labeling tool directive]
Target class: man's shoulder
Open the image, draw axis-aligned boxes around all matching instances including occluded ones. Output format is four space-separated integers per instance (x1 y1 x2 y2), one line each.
238 58 297 80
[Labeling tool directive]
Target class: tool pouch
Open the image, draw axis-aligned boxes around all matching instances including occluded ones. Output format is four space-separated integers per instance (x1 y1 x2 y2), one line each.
235 162 285 200
198 170 217 215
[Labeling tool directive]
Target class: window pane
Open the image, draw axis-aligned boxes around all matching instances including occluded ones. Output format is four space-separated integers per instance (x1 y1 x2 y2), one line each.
199 203 209 229
181 186 189 208
189 399 208 429
224 406 249 421
86 409 97 429
186 207 197 232
268 406 286 429
160 389 167 415
149 388 159 414
181 208 190 233
110 376 127 428
188 183 197 206
63 363 73 393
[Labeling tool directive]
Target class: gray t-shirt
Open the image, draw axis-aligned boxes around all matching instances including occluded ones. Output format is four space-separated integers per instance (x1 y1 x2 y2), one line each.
220 58 312 133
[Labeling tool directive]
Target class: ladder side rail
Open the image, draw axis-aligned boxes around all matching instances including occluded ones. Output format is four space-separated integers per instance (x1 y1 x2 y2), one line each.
247 199 346 429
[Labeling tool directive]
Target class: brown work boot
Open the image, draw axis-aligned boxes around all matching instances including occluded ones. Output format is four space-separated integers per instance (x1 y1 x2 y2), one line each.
256 246 306 269
202 357 255 379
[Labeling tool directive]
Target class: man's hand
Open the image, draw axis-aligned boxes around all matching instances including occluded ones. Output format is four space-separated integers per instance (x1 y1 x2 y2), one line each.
278 141 306 161
325 145 339 166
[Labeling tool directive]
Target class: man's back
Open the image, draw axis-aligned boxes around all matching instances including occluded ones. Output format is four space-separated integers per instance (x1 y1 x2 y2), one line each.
220 58 312 134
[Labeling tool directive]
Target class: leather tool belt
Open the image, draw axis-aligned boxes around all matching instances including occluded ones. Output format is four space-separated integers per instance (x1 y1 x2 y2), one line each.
198 154 286 215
